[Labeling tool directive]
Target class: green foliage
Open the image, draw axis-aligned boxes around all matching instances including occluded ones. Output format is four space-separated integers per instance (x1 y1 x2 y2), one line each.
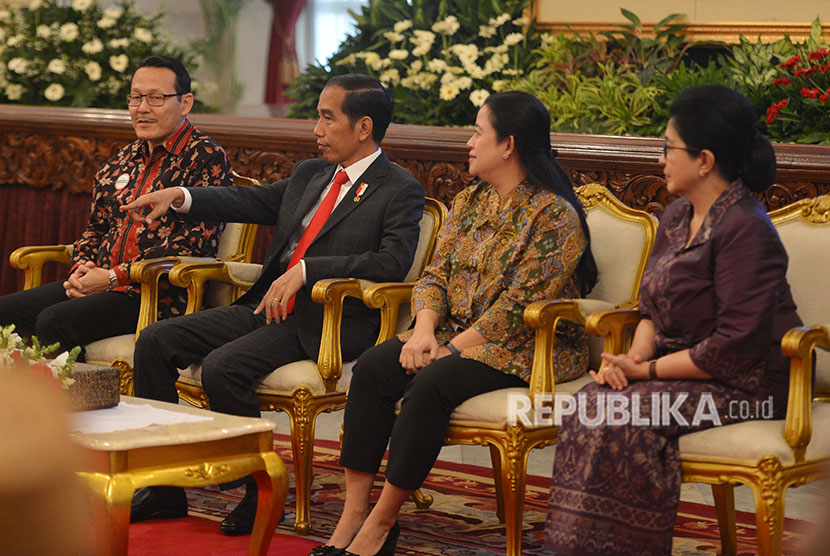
288 6 830 143
0 0 199 109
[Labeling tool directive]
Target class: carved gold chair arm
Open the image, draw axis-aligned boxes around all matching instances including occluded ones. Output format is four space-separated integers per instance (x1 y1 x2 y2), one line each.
9 244 73 290
780 324 830 462
524 300 589 399
362 282 415 345
585 308 641 358
311 278 366 385
168 259 258 315
129 257 181 333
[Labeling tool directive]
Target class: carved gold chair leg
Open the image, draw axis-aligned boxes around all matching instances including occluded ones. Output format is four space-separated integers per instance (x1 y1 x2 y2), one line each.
274 387 348 534
489 444 506 523
491 439 527 556
750 460 786 556
711 483 737 556
111 360 135 396
411 488 433 509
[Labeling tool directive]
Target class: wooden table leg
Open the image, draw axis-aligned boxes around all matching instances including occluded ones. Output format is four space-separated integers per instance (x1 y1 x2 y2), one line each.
81 472 133 556
249 451 289 556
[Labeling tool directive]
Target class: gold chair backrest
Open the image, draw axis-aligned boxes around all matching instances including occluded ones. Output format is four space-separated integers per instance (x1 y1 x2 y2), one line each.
770 195 830 394
577 184 658 369
577 183 658 307
203 172 261 309
394 197 448 334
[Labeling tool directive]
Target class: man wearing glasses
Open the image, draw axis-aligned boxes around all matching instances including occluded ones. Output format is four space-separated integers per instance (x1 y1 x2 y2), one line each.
0 55 232 359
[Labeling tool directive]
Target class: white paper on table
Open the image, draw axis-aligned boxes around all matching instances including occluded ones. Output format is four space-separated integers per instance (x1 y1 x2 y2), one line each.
69 402 212 434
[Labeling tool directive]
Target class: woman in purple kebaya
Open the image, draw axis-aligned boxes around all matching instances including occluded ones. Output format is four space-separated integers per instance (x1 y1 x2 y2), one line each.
545 85 802 556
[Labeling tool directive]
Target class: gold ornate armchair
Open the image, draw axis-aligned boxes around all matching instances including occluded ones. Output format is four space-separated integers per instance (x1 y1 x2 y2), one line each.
585 195 830 556
9 172 261 395
174 197 447 534
363 183 658 556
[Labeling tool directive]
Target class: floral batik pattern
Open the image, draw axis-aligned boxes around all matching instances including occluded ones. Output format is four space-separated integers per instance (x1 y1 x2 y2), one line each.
71 119 232 318
401 180 589 382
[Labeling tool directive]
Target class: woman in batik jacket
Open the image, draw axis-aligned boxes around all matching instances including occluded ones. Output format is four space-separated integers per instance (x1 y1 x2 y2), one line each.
545 85 803 556
310 91 597 556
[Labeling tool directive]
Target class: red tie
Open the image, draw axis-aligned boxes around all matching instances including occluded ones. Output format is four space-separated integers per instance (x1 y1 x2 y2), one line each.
283 170 349 314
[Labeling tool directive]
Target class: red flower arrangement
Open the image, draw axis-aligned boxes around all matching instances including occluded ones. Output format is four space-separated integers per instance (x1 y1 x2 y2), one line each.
765 47 830 143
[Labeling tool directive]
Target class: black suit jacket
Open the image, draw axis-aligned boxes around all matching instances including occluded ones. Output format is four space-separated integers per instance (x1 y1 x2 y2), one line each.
186 153 425 360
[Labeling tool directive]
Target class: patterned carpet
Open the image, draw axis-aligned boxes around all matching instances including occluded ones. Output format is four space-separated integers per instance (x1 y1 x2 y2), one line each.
179 434 812 556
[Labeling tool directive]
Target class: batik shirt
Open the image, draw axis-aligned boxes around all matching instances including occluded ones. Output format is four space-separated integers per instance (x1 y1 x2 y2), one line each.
638 179 801 407
71 119 232 318
401 181 589 382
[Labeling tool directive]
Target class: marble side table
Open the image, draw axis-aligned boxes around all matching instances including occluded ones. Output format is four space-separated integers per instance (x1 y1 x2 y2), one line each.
69 396 288 556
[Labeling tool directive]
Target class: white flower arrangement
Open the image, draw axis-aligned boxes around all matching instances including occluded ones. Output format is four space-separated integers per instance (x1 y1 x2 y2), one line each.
337 11 535 119
287 0 542 127
0 0 198 108
0 325 79 390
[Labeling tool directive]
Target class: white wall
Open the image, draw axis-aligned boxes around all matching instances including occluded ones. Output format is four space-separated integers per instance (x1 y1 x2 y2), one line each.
134 0 271 112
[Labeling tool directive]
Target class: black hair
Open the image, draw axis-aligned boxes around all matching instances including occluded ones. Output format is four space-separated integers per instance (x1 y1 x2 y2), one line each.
325 73 393 144
669 85 776 193
483 91 597 296
136 56 191 96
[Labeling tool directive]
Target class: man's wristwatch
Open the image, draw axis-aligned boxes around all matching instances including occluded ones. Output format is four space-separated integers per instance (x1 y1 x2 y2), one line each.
107 269 118 291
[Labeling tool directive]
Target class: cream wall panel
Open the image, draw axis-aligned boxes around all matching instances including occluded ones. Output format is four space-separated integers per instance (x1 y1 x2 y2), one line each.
537 0 830 23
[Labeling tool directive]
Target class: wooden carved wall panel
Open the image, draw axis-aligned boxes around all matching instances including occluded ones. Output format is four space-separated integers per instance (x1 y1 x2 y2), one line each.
0 131 126 194
394 159 474 206
224 147 313 184
760 182 830 211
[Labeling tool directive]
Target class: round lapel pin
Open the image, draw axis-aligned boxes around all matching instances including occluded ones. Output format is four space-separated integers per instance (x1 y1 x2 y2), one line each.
115 173 130 190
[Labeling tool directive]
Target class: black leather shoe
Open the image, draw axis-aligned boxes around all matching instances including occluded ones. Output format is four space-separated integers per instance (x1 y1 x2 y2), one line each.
341 522 400 556
130 486 188 523
374 522 400 556
220 481 258 536
308 546 343 556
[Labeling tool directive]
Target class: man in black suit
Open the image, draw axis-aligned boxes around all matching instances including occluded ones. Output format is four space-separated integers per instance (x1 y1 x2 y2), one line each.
121 74 425 535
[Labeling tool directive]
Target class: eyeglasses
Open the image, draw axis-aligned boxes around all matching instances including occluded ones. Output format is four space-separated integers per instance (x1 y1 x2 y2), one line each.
662 141 701 157
126 92 180 107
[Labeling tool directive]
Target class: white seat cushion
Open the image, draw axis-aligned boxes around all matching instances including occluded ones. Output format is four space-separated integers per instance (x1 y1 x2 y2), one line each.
178 359 356 396
679 402 830 466
449 374 594 427
85 334 135 367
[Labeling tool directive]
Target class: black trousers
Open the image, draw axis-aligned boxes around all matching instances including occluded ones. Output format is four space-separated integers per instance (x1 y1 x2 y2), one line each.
340 338 527 491
0 280 140 360
133 304 309 417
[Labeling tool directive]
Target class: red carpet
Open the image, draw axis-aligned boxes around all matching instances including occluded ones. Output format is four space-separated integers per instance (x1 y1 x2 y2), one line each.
125 433 814 555
129 517 318 556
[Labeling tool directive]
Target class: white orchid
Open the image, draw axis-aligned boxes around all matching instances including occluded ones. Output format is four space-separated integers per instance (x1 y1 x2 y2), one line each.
58 23 79 42
72 0 93 11
383 31 404 43
85 61 102 81
47 59 66 74
469 89 490 107
504 33 524 47
133 28 153 43
389 49 409 61
109 54 129 72
393 20 412 33
44 83 65 101
98 16 116 29
82 39 104 54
